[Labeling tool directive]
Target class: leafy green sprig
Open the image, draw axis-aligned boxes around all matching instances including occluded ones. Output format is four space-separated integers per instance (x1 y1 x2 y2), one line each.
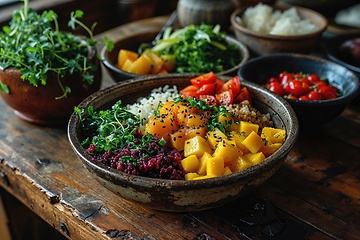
0 0 103 98
150 24 241 73
76 101 167 164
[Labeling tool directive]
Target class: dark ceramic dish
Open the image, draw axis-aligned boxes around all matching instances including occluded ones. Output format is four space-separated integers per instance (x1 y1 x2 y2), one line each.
322 33 360 77
238 53 360 126
101 31 249 82
68 73 298 212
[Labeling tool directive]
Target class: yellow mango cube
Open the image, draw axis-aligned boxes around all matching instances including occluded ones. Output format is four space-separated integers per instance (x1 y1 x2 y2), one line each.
243 152 266 165
185 126 208 139
120 58 135 72
222 166 232 175
170 129 186 151
242 131 265 153
193 175 216 180
197 152 211 175
260 143 282 157
213 140 242 163
229 131 249 154
160 54 175 72
206 156 224 176
229 157 253 172
217 113 232 128
185 172 202 180
184 135 212 158
240 121 259 137
206 128 227 149
181 155 199 173
261 127 286 144
127 54 152 75
118 49 138 69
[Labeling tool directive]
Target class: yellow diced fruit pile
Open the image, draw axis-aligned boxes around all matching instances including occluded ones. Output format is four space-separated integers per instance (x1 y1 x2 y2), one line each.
117 49 175 75
182 122 286 180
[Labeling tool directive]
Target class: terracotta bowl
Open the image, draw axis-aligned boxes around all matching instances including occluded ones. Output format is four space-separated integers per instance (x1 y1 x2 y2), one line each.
0 47 102 125
67 73 299 212
238 53 360 126
101 31 249 82
230 4 328 56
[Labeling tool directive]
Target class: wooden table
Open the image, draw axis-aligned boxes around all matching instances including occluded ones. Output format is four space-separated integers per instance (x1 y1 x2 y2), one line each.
1 15 360 240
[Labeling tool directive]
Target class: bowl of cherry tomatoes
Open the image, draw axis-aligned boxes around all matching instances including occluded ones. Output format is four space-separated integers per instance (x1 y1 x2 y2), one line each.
238 53 360 126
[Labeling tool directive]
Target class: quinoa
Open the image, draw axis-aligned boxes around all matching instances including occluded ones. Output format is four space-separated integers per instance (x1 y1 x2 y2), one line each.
225 100 273 130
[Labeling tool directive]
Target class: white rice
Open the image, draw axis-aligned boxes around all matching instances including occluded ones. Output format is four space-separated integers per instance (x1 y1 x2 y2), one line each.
239 3 319 35
127 85 179 127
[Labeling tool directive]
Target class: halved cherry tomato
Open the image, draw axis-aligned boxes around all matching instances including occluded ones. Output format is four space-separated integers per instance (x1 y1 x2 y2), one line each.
180 85 199 98
196 83 216 95
199 95 219 105
268 82 285 96
216 90 234 105
215 79 225 91
318 85 338 100
217 75 241 96
190 71 217 87
284 80 310 97
234 86 251 104
267 77 280 84
306 90 323 100
306 73 320 83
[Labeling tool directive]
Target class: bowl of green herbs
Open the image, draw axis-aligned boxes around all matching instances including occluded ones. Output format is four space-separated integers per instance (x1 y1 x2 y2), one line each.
101 23 249 82
0 0 103 125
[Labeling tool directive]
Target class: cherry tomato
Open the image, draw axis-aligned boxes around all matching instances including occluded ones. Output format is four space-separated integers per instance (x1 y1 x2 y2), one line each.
215 79 225 91
180 85 199 98
216 90 234 105
268 81 285 96
217 75 241 96
196 83 216 95
299 95 310 101
317 85 338 100
234 86 251 104
306 74 320 83
190 71 217 87
267 77 280 84
306 90 323 100
284 80 310 97
199 95 219 105
280 73 294 86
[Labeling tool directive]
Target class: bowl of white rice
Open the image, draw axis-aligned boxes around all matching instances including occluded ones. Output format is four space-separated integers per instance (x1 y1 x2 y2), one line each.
230 3 328 56
68 73 299 211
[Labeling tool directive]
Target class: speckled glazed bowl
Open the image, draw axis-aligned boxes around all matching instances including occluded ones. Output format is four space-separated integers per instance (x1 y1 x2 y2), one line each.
238 53 360 126
101 31 249 82
68 73 298 212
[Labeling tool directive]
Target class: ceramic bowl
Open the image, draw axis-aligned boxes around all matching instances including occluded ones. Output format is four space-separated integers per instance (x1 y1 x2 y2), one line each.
238 53 360 126
0 47 102 125
68 73 299 212
230 4 328 56
101 31 249 82
322 33 360 77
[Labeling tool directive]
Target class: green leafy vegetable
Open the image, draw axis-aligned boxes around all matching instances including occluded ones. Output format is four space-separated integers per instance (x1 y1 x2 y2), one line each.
76 101 170 164
150 23 242 73
0 0 98 98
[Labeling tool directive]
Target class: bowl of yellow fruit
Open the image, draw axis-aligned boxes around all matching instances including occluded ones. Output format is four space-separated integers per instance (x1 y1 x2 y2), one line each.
101 24 249 82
